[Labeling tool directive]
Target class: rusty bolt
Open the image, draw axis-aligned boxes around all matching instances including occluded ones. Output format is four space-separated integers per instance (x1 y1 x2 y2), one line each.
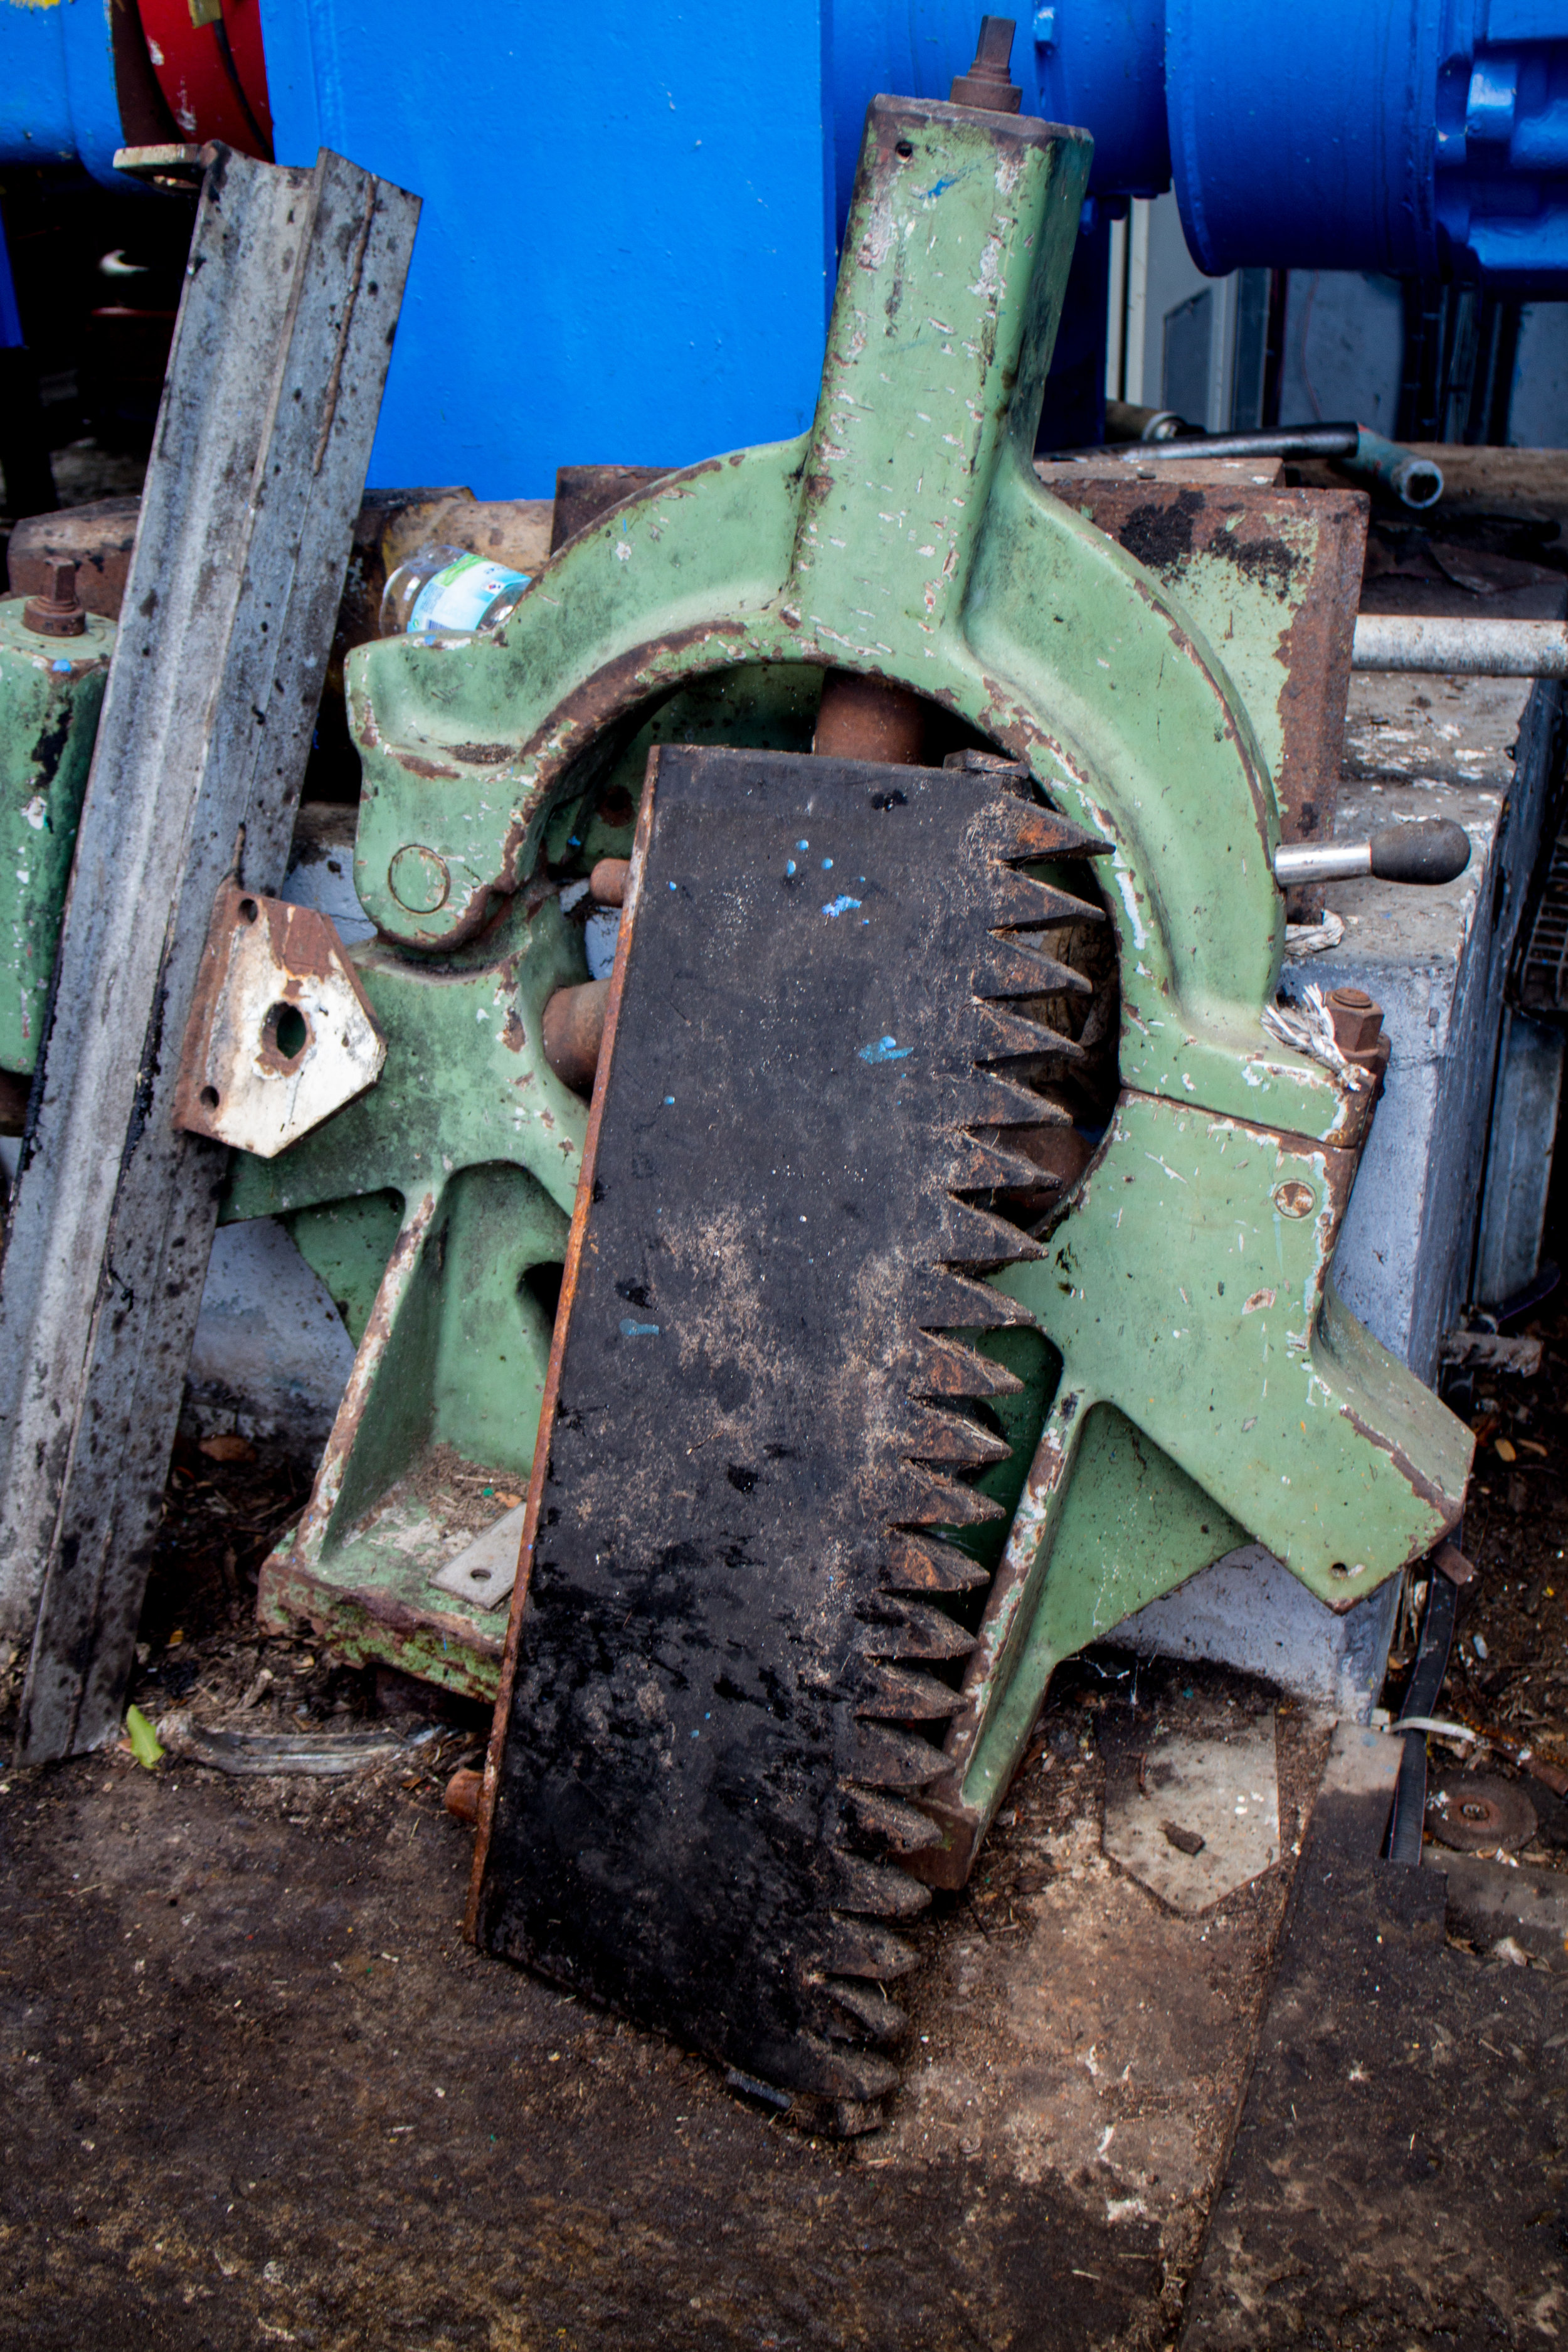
815 672 928 766
1273 1180 1316 1219
589 857 630 908
543 978 610 1096
22 559 87 640
1327 986 1384 1055
948 15 1022 110
445 1766 482 1825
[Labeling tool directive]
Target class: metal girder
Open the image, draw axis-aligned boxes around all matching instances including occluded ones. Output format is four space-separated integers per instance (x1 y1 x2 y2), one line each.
0 144 418 1762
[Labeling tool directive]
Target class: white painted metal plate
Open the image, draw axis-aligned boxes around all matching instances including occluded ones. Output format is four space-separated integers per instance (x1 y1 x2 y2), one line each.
1102 1715 1279 1914
428 1503 527 1611
174 882 386 1157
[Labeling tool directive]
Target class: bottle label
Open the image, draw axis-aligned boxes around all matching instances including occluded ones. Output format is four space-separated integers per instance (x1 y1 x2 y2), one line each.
407 552 530 634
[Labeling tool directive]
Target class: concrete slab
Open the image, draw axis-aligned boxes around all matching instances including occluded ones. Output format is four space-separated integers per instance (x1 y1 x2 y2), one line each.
1101 1714 1280 1914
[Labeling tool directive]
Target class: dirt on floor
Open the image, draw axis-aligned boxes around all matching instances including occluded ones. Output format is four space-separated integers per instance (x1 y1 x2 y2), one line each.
0 1421 1340 2352
3 1215 1566 2349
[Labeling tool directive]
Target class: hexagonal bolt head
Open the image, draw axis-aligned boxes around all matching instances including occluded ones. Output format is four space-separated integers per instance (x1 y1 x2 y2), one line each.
1327 986 1384 1054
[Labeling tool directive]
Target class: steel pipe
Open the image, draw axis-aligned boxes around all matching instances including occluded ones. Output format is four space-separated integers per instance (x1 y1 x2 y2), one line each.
1352 617 1568 678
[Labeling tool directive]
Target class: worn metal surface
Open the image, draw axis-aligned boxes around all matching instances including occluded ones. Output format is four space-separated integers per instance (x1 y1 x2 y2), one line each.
219 93 1473 1745
344 94 1372 1152
0 592 114 1076
1100 1713 1281 1914
1353 613 1568 675
0 145 418 1764
4 499 142 622
472 741 1101 2111
466 738 1467 2107
901 1093 1471 1887
173 882 385 1157
1036 478 1367 845
224 882 585 1693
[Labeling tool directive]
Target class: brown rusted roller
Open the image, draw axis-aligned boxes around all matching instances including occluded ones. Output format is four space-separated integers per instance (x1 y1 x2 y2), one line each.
445 1766 482 1825
589 856 630 906
543 977 610 1094
814 671 928 765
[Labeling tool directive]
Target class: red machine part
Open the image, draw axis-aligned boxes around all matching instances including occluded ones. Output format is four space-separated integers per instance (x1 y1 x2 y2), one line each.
136 0 273 159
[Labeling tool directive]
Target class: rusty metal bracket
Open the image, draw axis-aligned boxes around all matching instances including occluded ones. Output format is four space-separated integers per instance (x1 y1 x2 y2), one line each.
174 882 385 1157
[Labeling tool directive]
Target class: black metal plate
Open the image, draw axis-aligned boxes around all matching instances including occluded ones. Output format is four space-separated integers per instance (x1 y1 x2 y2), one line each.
473 743 1099 2100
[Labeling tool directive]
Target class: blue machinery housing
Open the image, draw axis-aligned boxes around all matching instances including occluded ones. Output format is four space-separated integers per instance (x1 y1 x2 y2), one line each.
3 0 1566 489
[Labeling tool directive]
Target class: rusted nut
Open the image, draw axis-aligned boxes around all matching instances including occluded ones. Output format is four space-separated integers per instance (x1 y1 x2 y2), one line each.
21 558 87 639
589 857 630 907
445 1766 482 1826
1273 1180 1316 1219
814 671 928 766
1327 985 1384 1054
543 978 611 1094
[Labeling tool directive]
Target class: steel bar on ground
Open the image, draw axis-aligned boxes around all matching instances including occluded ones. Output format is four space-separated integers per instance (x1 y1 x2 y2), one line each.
1353 615 1568 677
0 142 417 1764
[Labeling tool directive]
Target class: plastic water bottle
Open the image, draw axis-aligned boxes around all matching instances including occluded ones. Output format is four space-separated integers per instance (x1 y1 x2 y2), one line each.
379 543 531 636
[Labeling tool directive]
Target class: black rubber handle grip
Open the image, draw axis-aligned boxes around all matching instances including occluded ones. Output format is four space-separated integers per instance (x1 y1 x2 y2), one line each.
1369 819 1471 885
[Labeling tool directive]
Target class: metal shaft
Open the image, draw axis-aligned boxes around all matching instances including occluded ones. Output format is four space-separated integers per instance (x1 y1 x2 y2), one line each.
1274 840 1373 885
1352 615 1568 677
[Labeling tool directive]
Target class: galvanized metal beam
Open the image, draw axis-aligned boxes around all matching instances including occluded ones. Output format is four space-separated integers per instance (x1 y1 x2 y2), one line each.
0 142 417 1762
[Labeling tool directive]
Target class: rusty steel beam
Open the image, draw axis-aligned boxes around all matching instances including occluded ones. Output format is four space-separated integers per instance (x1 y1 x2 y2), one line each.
0 143 418 1764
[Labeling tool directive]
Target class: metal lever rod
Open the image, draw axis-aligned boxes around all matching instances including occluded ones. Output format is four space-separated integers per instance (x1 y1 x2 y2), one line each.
1353 615 1568 677
1274 819 1472 889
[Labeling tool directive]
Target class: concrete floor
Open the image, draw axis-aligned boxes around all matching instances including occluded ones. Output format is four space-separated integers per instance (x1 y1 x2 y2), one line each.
0 1647 1321 2352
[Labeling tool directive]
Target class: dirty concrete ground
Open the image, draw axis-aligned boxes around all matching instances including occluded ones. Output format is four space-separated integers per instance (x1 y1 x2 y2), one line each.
0 1418 1330 2351
4 1342 1568 2348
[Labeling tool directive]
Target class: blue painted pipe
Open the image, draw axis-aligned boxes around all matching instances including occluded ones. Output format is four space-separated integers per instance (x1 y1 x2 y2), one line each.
831 0 1568 289
3 0 1564 497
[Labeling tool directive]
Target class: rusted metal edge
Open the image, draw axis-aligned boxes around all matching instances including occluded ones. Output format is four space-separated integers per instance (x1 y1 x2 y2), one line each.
464 743 658 1940
257 1550 502 1698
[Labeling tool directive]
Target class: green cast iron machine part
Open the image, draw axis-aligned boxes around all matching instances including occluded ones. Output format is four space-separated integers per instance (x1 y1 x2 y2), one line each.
0 95 1468 1894
219 92 1470 1886
0 592 115 1107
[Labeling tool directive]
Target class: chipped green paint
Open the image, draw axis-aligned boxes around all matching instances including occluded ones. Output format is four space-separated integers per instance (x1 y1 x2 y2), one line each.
918 1089 1472 1875
346 97 1355 1146
0 100 1464 1742
238 97 1466 1734
0 597 113 1075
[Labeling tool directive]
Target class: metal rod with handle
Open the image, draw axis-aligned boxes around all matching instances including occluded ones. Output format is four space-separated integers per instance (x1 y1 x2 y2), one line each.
1274 820 1473 889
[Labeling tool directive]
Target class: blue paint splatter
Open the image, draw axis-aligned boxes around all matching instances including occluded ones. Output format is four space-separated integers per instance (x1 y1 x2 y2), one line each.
669 881 677 891
822 857 833 870
51 659 73 674
823 895 862 918
797 839 809 850
859 1036 912 1064
786 859 797 876
664 1095 675 1105
920 174 957 199
620 1319 660 1338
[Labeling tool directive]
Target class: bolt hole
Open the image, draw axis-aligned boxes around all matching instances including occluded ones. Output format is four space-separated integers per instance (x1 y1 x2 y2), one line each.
1329 1560 1350 1578
200 1084 220 1109
522 1261 564 1322
265 1001 310 1066
896 138 914 157
238 898 259 924
469 1568 489 1583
